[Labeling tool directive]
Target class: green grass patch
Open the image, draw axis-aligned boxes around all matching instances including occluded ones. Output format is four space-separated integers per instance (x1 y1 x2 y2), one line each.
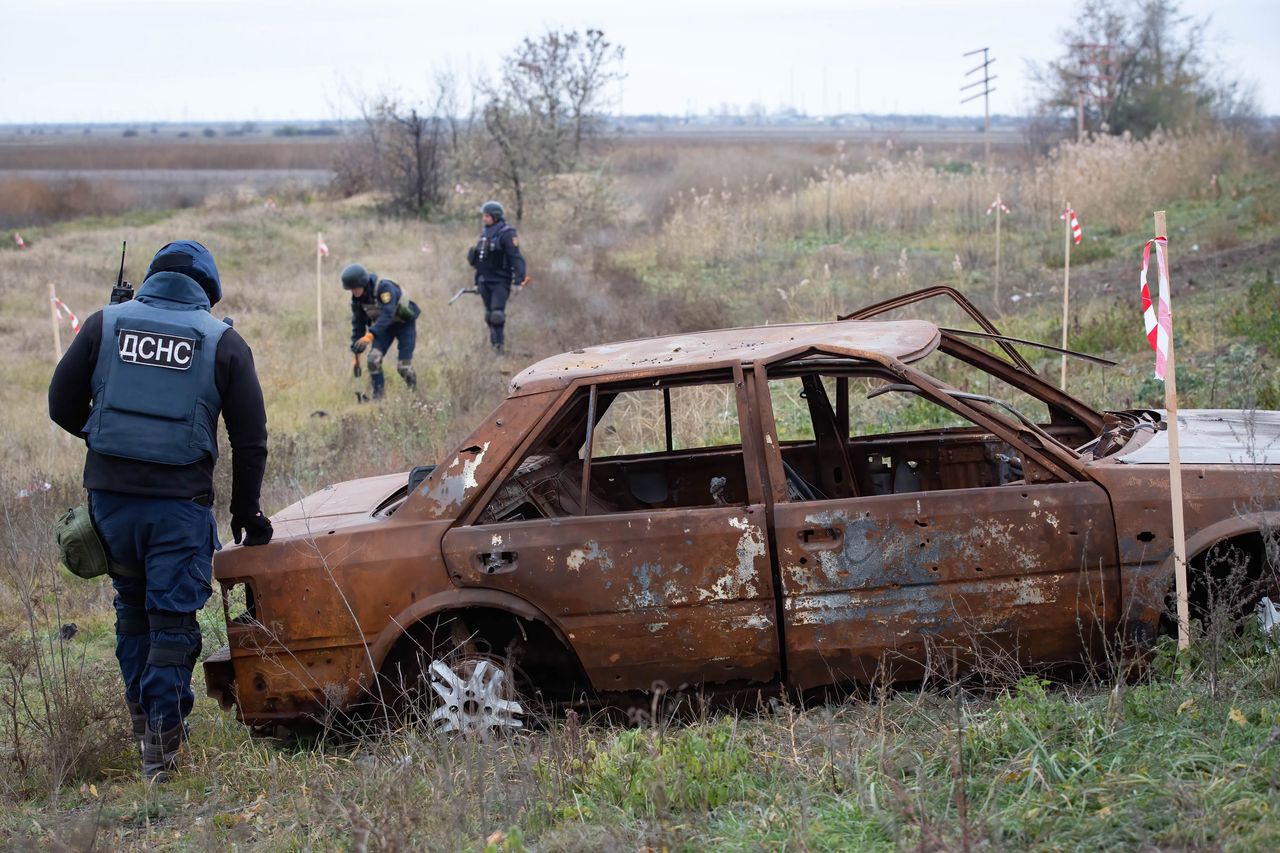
1231 278 1280 353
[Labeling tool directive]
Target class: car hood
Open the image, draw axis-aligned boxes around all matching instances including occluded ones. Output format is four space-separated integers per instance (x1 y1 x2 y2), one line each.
214 471 408 579
268 471 408 539
1115 409 1280 466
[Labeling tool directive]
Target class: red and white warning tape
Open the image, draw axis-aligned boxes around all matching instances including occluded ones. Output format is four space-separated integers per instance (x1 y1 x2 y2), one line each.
1061 208 1082 244
51 296 80 334
1140 236 1171 381
986 197 1010 215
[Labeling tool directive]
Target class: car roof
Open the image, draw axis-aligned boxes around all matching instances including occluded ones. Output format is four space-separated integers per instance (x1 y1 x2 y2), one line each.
509 319 941 396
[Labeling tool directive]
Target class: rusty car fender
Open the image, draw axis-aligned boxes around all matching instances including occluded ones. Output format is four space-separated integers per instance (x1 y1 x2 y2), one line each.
367 587 577 675
1154 510 1280 590
1117 507 1280 639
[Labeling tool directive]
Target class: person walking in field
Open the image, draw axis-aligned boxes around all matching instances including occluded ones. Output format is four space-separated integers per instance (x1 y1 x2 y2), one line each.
48 239 272 782
467 200 528 354
342 263 421 400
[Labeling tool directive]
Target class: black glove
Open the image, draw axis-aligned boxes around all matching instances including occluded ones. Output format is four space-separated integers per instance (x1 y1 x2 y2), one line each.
351 339 368 354
231 512 273 546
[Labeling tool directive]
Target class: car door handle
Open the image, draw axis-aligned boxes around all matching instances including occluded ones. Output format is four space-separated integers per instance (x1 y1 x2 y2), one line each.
799 527 842 547
477 551 518 574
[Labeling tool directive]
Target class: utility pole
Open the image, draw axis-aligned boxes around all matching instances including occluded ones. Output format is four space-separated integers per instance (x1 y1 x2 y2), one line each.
961 48 996 169
1072 43 1115 140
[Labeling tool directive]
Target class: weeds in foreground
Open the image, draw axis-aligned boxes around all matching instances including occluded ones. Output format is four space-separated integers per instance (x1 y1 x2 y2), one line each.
0 480 130 804
6 583 1279 850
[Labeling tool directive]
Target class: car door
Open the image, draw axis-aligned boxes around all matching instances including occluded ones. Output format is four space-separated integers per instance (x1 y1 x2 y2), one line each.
441 367 780 693
755 363 1121 690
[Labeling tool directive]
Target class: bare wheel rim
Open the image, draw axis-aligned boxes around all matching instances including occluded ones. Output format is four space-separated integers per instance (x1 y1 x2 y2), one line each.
428 656 525 736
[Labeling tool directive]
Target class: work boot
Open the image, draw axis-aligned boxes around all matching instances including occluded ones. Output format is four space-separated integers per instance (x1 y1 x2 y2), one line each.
141 722 186 783
126 700 147 753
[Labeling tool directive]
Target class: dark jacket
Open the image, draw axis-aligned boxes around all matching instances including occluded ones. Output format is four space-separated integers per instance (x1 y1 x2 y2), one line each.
470 220 527 286
350 278 419 342
49 290 268 518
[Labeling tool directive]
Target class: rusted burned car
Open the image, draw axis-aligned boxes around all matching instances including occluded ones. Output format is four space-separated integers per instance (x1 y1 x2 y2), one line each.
205 288 1280 732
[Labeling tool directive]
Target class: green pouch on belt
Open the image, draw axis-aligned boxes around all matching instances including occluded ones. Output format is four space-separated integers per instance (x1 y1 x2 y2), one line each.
54 505 139 579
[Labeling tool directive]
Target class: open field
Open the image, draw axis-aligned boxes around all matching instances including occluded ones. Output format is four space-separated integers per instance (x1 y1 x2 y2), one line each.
0 137 341 229
0 137 342 171
2 129 1280 849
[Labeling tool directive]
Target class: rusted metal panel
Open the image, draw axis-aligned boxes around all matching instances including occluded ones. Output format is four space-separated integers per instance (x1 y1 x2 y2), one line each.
203 645 234 710
1086 462 1280 639
772 482 1121 688
780 572 1109 684
556 602 778 691
839 285 1034 373
224 644 369 726
509 320 941 397
272 472 406 522
402 393 555 522
212 507 462 723
441 505 778 692
938 334 1104 435
1115 410 1280 466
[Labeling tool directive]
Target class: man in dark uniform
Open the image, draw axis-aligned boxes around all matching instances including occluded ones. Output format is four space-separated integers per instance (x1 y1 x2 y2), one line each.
342 263 420 400
467 200 527 353
48 240 271 782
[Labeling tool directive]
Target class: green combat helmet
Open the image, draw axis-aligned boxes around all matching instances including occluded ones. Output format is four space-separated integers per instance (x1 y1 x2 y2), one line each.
481 200 504 220
341 263 375 290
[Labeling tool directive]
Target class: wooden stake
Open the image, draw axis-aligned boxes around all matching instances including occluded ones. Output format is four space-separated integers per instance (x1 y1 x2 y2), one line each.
1156 209 1192 650
48 282 63 362
1060 203 1071 389
994 195 1002 309
316 232 324 353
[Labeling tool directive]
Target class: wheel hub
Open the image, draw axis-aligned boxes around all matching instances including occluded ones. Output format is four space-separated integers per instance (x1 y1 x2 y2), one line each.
428 657 524 735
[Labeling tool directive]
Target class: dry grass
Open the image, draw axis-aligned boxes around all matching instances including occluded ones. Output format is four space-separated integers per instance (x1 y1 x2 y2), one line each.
646 131 1248 275
0 177 143 229
0 138 341 171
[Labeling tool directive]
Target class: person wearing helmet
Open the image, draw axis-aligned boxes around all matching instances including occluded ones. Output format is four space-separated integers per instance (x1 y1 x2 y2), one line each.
466 200 527 354
48 240 271 782
342 263 421 400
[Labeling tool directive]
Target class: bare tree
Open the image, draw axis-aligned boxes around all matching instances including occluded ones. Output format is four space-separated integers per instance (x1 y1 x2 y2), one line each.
479 29 625 221
384 102 447 215
335 74 460 217
1030 0 1256 138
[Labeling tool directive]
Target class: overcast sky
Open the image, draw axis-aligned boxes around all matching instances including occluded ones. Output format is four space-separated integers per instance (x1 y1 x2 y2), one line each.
4 0 1276 124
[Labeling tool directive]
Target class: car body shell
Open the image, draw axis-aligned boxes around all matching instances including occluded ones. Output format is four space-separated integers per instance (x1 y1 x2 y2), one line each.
204 304 1280 726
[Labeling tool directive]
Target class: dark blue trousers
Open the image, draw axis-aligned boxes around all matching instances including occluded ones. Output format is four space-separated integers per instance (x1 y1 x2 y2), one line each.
370 320 416 397
477 279 511 348
90 490 220 732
